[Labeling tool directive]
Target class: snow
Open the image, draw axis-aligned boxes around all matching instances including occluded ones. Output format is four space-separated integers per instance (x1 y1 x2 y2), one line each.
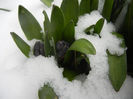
0 0 133 99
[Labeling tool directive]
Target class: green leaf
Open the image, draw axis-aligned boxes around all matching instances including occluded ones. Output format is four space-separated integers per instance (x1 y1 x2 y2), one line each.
80 0 90 15
84 25 95 35
63 20 75 44
112 32 126 48
43 10 51 35
18 5 42 40
63 68 78 81
38 84 58 99
41 0 53 7
102 0 114 21
94 18 104 35
51 5 64 43
43 10 54 57
63 51 74 65
107 50 127 92
111 0 125 22
44 34 52 57
61 0 79 26
11 32 30 57
0 8 10 12
68 38 96 55
90 0 99 11
124 0 133 33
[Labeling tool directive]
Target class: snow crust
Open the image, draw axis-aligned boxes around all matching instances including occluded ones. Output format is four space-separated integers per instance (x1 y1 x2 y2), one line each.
0 0 133 99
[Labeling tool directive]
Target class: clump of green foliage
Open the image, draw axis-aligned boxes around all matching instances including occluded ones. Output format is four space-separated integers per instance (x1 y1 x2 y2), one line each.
10 0 133 98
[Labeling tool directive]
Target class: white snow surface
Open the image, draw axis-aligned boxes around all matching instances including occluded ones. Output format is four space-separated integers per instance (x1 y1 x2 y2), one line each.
0 0 133 99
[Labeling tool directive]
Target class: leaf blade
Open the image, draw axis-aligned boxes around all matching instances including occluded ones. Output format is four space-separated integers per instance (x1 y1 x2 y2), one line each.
90 0 99 11
63 68 78 81
63 20 75 44
0 8 10 12
41 0 53 7
107 50 127 92
84 25 95 35
18 5 42 40
94 18 104 35
80 0 90 15
102 0 114 21
38 84 58 99
51 5 64 43
11 32 30 57
61 0 79 26
68 38 96 55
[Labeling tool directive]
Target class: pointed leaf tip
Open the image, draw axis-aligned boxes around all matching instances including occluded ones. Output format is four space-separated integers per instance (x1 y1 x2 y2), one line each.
11 32 30 57
18 5 42 40
50 5 64 43
94 18 104 35
41 0 53 7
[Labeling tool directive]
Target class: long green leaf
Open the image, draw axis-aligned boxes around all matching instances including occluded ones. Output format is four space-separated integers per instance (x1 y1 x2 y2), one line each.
38 84 58 99
90 0 99 11
18 5 42 40
11 32 30 57
41 0 53 7
43 10 53 57
102 0 114 21
0 8 10 12
63 20 75 44
94 18 104 35
51 5 64 43
43 10 51 35
44 34 52 57
80 0 90 15
107 50 127 92
61 0 79 26
68 38 96 55
124 0 133 33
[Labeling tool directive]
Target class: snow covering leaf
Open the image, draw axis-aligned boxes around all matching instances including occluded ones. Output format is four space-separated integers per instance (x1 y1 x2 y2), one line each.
90 0 99 11
61 0 79 26
63 68 78 81
0 8 10 12
68 39 96 55
102 0 114 21
112 32 126 48
63 20 75 44
41 0 53 7
11 32 30 57
51 5 64 43
38 84 58 99
107 50 127 92
84 25 95 35
94 18 104 35
18 5 43 40
80 0 90 15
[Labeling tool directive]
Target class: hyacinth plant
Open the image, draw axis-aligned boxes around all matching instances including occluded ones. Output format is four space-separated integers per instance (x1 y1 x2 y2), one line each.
10 0 133 98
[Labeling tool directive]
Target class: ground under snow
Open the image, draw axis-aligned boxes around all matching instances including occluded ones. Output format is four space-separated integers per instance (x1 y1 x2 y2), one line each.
0 0 133 99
